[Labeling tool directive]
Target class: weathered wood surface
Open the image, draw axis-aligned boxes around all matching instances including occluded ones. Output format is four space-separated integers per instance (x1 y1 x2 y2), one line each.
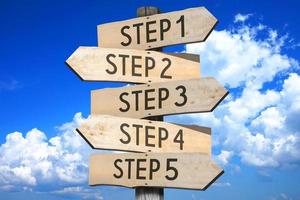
91 78 228 118
136 188 163 200
167 53 199 63
97 7 217 50
89 153 223 190
135 6 164 200
77 115 211 154
66 47 200 83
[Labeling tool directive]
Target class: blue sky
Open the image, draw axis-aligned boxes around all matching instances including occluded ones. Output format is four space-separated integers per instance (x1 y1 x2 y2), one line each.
0 0 300 199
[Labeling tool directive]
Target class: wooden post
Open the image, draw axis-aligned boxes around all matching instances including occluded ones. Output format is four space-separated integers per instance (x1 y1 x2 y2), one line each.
136 187 164 200
135 6 164 200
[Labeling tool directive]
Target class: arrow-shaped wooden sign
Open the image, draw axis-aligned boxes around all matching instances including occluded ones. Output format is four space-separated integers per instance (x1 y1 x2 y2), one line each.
77 115 211 154
89 153 223 190
91 78 228 118
97 7 217 50
66 47 200 83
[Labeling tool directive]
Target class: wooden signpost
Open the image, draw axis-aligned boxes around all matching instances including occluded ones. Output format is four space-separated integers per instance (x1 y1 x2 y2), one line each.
66 5 226 200
91 78 228 118
66 47 200 83
77 115 211 154
97 7 217 50
89 153 223 190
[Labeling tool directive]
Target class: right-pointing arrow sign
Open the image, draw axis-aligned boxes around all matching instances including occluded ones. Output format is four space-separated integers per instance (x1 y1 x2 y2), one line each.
97 7 217 50
91 78 228 118
89 153 223 190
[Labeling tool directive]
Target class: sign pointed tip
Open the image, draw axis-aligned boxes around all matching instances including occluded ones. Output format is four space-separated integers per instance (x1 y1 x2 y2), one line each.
210 89 229 112
65 60 85 81
202 6 218 22
97 6 218 49
76 128 96 149
202 167 224 191
91 78 228 118
89 153 224 190
65 47 201 83
78 115 211 154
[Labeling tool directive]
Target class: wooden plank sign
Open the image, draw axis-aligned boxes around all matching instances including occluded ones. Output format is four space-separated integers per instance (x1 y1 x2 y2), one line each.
91 78 228 118
77 115 211 154
97 7 217 50
89 153 223 190
66 47 200 83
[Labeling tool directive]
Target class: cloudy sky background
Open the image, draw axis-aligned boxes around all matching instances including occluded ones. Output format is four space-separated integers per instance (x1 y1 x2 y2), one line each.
1 0 300 199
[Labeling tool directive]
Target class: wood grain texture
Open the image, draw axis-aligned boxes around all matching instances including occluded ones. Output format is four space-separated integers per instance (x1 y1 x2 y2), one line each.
97 7 217 50
66 47 200 83
135 6 164 200
89 153 223 190
91 78 228 118
167 53 199 63
77 115 211 154
136 188 163 200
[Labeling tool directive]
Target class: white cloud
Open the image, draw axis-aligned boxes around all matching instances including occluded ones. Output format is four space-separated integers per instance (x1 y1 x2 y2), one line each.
0 113 92 192
185 25 293 89
234 13 252 23
175 16 300 168
251 107 285 135
1 13 300 197
50 186 104 200
213 182 231 187
215 150 234 166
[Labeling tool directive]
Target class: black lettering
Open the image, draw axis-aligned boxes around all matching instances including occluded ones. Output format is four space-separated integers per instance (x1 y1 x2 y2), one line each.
136 159 147 180
120 123 130 144
158 127 168 148
160 19 171 41
161 58 172 79
119 92 130 112
175 85 187 107
132 124 143 146
132 55 142 77
145 89 155 110
113 159 123 178
121 26 132 46
165 158 178 181
176 15 185 38
174 129 184 150
105 54 117 74
133 23 144 44
125 158 134 179
145 125 155 147
119 54 130 75
149 159 160 180
146 20 157 43
145 56 155 77
132 90 143 111
158 88 169 109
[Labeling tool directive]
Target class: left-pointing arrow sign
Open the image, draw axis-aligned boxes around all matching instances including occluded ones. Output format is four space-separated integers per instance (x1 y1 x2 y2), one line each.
66 47 200 83
77 115 211 154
